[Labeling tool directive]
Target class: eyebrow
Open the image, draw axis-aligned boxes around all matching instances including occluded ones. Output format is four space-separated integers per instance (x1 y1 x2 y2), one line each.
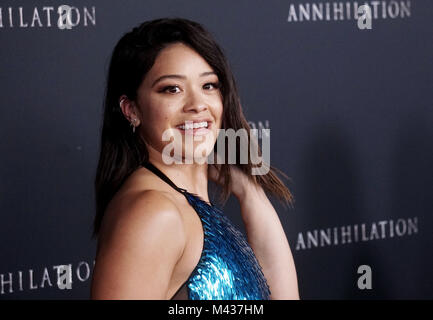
151 71 217 88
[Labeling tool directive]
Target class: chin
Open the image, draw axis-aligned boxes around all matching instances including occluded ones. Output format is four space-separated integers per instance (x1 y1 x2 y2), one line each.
181 143 214 164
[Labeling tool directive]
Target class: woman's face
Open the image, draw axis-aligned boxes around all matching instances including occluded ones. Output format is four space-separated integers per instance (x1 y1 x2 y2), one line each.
134 42 223 164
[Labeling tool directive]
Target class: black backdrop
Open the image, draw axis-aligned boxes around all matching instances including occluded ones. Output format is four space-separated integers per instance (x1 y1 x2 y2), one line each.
0 0 432 299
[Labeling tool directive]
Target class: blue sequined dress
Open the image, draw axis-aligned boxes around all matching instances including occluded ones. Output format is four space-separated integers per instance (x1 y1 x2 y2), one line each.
142 161 271 300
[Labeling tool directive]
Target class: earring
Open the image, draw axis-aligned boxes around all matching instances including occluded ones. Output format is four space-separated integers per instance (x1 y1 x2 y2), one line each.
119 97 126 108
131 118 137 133
120 97 137 133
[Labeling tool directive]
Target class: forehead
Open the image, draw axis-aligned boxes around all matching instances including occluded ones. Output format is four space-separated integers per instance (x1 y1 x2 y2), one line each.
147 42 214 78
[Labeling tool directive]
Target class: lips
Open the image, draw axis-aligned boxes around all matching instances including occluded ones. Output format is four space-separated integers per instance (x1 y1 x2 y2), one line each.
175 120 212 136
175 118 212 128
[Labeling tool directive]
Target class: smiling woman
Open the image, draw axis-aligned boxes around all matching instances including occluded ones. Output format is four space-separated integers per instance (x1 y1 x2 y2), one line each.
90 17 299 300
123 41 223 165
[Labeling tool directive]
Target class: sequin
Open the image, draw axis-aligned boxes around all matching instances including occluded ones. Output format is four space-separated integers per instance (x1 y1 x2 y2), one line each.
182 192 271 300
142 161 271 300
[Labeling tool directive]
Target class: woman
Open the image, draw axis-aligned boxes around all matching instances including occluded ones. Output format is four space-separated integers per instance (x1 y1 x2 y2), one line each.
90 17 299 300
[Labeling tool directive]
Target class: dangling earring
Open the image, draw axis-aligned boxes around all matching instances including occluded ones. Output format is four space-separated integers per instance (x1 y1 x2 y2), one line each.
131 118 137 133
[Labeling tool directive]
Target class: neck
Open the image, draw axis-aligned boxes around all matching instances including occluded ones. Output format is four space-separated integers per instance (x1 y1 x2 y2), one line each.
147 146 210 203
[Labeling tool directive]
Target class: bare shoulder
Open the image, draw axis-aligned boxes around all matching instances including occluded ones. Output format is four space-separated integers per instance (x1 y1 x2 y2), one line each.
91 190 186 299
99 189 185 246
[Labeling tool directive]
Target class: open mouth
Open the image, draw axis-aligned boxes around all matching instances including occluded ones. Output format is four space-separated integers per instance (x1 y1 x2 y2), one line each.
176 121 212 136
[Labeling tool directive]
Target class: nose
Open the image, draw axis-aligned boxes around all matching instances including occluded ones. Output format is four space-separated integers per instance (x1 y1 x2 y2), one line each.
183 87 208 113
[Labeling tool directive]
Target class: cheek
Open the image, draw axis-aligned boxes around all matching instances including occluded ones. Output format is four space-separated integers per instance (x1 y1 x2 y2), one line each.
214 103 224 128
144 114 169 141
139 105 171 143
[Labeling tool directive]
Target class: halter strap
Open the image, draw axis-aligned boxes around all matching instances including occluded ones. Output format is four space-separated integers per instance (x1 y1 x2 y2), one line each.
142 161 188 196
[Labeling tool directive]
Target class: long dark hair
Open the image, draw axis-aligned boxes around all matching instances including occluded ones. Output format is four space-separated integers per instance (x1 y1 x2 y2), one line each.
93 17 293 239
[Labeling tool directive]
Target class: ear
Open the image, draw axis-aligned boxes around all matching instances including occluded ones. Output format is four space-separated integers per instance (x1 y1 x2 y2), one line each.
119 95 141 127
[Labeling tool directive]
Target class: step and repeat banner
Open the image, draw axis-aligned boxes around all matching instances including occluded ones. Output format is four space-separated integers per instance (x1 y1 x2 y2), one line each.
0 0 432 299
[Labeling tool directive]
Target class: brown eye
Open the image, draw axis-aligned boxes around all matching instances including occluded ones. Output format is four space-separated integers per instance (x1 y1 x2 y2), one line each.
203 82 220 90
161 85 181 94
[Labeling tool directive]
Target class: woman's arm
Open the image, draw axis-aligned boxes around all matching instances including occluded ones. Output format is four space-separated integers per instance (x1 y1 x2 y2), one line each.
90 190 186 299
236 183 299 300
209 164 299 299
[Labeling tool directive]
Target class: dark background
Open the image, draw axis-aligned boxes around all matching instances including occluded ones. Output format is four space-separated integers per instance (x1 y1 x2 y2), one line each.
0 0 432 299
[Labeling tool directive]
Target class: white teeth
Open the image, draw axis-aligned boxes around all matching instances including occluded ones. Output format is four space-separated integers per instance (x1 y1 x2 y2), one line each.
178 121 208 130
